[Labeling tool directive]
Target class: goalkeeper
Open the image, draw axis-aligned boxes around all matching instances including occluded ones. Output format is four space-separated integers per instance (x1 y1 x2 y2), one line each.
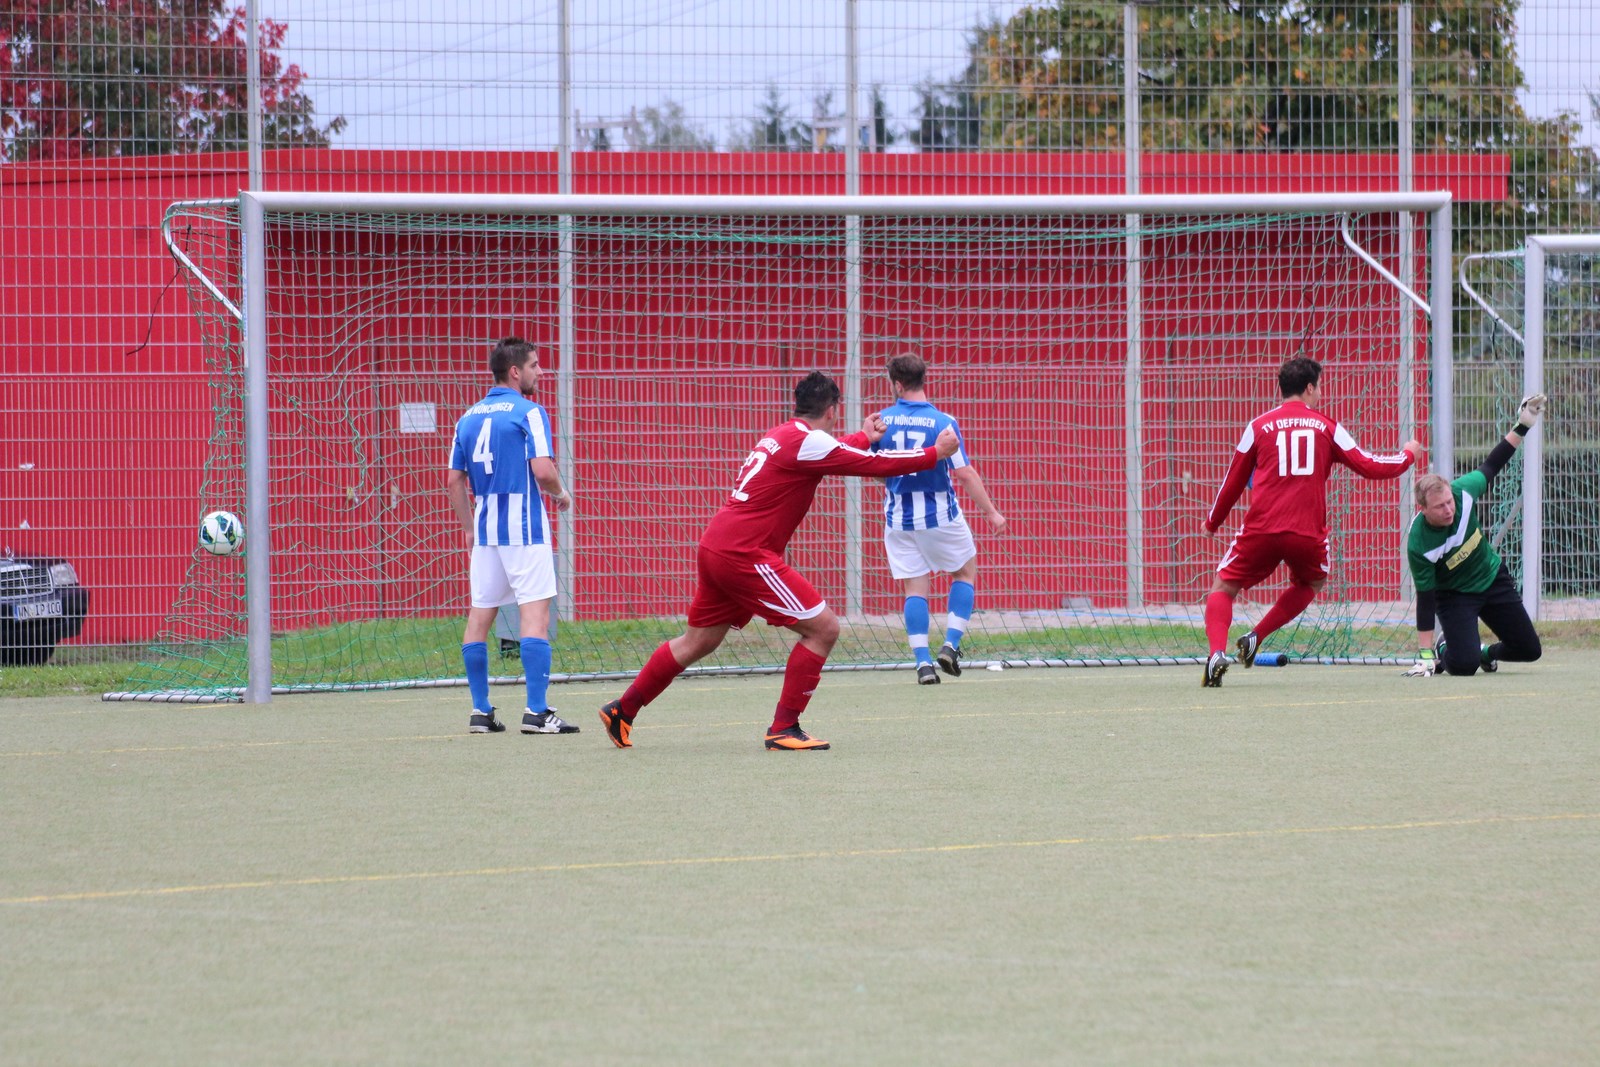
1403 394 1547 677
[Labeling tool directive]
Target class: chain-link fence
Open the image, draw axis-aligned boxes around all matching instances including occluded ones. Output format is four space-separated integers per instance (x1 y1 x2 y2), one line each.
3 1 1597 672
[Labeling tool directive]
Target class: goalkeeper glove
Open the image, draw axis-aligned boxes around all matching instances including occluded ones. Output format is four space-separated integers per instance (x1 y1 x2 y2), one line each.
1402 648 1437 677
1516 393 1548 431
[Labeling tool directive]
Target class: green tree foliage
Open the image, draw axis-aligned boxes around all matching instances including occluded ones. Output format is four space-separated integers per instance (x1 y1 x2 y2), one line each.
636 98 715 151
728 84 898 152
910 17 1001 152
867 84 898 150
981 1 1599 250
1 0 343 162
727 84 811 151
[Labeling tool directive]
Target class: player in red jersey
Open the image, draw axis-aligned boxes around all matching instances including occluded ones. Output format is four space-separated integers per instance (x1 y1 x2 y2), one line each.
598 371 959 751
1200 357 1421 687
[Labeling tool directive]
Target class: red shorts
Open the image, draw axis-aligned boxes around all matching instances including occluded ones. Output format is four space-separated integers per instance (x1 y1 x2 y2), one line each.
1216 529 1329 590
686 546 827 629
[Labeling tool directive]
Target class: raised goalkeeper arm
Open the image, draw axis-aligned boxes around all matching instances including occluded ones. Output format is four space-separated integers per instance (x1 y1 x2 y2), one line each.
1477 393 1547 489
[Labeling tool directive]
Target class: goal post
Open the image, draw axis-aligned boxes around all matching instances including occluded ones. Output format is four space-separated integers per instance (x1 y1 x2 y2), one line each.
118 191 1453 703
1458 232 1600 622
1512 233 1599 621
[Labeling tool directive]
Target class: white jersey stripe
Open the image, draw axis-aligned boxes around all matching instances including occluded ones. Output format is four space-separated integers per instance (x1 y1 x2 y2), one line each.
885 488 960 531
1420 490 1477 562
526 408 553 458
473 492 549 547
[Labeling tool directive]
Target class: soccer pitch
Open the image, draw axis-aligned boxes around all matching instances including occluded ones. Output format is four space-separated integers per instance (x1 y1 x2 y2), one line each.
4 657 1598 1064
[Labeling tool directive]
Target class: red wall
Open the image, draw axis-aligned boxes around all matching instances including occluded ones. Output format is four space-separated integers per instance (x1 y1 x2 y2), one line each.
0 150 1505 644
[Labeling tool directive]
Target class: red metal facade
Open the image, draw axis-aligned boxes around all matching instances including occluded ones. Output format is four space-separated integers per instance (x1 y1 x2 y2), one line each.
1 151 1506 644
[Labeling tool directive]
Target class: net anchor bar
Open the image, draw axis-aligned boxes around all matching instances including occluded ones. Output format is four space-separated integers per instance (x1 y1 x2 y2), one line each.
1458 249 1526 346
1339 213 1430 316
161 199 243 323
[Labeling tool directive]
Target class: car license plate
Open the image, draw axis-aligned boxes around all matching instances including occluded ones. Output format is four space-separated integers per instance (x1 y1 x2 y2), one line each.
15 598 63 620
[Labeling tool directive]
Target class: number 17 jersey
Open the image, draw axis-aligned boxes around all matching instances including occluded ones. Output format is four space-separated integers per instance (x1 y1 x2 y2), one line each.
873 398 968 531
1205 399 1414 538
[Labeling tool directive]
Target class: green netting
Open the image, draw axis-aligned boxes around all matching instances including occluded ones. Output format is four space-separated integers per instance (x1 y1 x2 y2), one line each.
116 201 1440 700
1459 243 1600 600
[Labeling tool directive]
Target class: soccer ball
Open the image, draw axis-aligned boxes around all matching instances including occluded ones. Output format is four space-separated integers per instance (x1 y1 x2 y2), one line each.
199 510 245 556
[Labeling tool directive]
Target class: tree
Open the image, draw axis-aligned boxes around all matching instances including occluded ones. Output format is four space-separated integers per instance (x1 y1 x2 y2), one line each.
866 84 898 151
978 1 1600 250
1 0 343 162
636 98 714 151
909 16 1001 152
728 84 810 151
728 85 897 153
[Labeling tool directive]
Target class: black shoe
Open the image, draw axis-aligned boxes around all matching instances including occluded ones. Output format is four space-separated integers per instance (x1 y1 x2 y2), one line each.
598 699 632 748
916 663 941 685
1235 630 1260 668
521 707 579 734
1202 651 1229 688
936 642 963 677
1481 644 1499 673
469 708 505 734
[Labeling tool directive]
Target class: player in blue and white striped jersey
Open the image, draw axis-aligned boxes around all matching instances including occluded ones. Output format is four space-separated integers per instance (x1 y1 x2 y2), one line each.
447 337 577 736
871 353 1007 684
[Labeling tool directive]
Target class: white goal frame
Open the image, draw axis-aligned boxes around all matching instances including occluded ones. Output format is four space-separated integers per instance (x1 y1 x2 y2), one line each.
1459 232 1600 620
1517 234 1599 620
223 191 1454 702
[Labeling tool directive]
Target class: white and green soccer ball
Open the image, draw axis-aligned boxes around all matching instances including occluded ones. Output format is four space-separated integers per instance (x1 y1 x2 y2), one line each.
199 510 245 556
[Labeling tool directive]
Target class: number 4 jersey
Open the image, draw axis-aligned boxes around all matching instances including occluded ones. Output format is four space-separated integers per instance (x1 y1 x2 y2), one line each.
1205 399 1415 538
448 385 555 546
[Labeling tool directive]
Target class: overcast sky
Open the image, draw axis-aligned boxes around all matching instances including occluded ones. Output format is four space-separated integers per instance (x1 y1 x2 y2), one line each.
264 0 1600 152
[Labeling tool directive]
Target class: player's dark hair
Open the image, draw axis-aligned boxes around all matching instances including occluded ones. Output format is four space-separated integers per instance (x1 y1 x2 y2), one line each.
887 352 926 391
1278 356 1322 398
490 336 536 383
794 371 842 418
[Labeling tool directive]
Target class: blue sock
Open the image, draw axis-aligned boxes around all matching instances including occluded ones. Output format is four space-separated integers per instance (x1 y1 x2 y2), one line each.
462 641 491 712
946 581 975 648
904 595 933 665
521 637 552 712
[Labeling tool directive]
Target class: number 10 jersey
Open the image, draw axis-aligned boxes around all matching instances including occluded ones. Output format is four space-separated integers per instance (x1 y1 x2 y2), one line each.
1205 399 1415 538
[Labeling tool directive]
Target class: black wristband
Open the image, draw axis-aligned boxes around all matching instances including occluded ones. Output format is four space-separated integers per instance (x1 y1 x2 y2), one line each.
1513 423 1532 436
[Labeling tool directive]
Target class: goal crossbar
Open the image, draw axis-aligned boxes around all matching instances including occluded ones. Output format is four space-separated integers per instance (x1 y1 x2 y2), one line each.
238 190 1453 217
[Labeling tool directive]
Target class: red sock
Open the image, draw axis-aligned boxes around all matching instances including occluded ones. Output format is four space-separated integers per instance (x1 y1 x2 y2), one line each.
619 642 685 720
1204 591 1234 655
1254 584 1317 641
770 643 826 733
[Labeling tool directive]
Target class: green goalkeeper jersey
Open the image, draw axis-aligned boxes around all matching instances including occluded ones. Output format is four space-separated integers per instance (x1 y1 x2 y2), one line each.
1406 470 1500 595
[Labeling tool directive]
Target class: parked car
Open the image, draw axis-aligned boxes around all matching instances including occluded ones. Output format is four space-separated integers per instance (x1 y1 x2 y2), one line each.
1 555 91 666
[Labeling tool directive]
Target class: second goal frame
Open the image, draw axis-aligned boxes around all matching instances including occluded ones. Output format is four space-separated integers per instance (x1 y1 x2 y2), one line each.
1521 233 1600 620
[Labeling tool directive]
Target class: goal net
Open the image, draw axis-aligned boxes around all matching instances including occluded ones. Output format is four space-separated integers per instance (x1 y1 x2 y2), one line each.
115 194 1441 701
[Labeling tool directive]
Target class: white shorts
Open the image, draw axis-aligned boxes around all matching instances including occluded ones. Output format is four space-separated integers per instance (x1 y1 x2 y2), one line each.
883 519 977 580
470 543 557 608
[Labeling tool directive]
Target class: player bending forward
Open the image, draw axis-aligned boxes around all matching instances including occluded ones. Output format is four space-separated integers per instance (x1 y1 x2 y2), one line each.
597 371 958 751
1403 394 1547 677
1202 357 1421 687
